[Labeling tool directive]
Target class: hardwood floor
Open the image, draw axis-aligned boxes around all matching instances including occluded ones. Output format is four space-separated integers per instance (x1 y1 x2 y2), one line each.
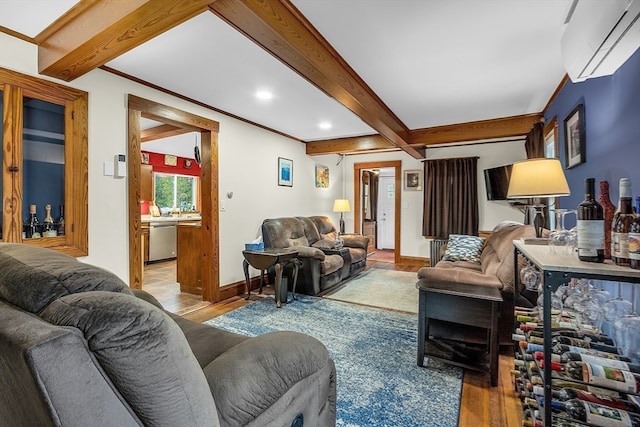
143 258 522 427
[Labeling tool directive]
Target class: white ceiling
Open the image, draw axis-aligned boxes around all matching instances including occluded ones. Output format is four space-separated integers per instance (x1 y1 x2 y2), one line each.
0 0 575 157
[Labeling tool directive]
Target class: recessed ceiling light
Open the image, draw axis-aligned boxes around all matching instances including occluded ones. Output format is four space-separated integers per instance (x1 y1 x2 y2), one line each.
255 91 273 100
319 122 332 130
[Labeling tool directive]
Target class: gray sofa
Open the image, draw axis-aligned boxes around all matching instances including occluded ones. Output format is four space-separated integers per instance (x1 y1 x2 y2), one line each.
261 216 369 296
0 243 336 426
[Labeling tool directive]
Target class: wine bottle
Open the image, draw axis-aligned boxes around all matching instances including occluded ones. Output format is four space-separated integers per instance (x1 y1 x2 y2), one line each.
522 342 623 359
554 330 615 346
600 180 616 259
612 197 635 266
560 352 639 372
552 335 620 354
552 387 640 413
551 398 640 427
42 204 57 237
630 197 640 270
577 178 605 262
56 204 65 236
563 360 640 394
24 204 41 239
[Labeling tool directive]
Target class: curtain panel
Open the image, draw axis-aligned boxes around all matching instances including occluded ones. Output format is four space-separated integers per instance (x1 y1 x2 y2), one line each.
524 121 545 159
422 157 479 239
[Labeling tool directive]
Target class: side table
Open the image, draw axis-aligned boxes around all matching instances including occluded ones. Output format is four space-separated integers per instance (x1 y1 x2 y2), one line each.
242 249 299 308
416 280 502 386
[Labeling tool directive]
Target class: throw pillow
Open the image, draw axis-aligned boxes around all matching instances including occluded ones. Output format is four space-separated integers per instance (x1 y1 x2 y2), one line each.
442 234 487 264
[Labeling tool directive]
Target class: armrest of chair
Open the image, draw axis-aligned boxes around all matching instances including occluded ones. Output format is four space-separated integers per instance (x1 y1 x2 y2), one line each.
340 234 369 250
416 266 503 290
203 331 336 426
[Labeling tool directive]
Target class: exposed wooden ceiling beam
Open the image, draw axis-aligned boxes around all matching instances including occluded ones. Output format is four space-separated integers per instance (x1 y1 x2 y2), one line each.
306 135 396 156
305 113 543 155
208 0 423 159
35 0 212 81
409 113 543 147
141 124 192 142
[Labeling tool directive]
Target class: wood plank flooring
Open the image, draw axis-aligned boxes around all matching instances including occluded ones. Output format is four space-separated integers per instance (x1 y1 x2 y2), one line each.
142 255 522 427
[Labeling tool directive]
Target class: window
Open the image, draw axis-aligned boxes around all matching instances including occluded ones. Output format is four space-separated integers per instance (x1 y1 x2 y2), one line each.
154 172 198 213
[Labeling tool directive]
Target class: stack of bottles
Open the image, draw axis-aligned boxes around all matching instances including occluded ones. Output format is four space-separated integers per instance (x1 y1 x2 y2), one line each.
23 204 65 239
512 305 640 426
578 177 640 270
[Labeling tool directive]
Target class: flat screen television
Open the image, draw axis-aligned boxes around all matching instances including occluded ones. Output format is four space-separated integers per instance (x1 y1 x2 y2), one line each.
483 164 512 201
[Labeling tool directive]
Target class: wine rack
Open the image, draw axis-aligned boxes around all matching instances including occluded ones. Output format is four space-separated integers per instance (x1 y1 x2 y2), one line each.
513 242 640 426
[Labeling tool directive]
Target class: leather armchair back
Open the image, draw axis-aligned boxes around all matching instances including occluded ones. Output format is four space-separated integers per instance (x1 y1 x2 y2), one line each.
262 218 309 249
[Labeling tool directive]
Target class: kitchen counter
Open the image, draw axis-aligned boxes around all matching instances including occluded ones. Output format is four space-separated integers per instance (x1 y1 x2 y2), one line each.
141 214 201 223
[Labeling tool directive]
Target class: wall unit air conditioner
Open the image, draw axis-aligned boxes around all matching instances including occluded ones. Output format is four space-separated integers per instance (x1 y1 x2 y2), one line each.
562 0 640 82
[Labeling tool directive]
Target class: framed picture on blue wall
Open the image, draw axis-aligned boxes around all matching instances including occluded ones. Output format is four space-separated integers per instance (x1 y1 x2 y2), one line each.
278 157 293 187
564 104 585 169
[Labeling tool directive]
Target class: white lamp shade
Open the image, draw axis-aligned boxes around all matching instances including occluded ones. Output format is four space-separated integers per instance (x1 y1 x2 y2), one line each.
333 199 351 212
507 158 570 198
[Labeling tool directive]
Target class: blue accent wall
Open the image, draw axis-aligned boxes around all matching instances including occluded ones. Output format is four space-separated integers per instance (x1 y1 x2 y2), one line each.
545 48 640 222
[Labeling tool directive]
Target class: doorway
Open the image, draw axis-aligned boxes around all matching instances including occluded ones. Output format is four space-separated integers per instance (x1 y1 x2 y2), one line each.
127 95 221 303
377 170 396 250
354 161 402 264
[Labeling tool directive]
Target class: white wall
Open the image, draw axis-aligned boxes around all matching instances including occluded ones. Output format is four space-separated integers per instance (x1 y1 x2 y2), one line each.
1 32 527 283
0 33 344 286
344 140 527 259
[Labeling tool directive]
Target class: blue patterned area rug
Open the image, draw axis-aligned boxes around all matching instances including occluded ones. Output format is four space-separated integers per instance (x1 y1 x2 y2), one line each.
205 295 463 427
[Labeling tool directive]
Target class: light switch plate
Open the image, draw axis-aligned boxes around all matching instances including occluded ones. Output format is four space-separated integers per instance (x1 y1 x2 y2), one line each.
103 161 114 176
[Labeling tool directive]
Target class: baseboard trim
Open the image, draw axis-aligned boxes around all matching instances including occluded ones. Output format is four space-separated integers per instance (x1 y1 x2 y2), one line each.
399 256 428 266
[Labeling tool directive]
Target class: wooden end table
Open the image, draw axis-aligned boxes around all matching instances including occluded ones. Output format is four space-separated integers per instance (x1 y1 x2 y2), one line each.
242 249 299 308
416 280 502 386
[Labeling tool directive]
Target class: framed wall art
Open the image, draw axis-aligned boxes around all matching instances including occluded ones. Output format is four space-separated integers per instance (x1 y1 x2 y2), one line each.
563 104 585 169
403 169 423 191
278 157 293 187
315 164 329 188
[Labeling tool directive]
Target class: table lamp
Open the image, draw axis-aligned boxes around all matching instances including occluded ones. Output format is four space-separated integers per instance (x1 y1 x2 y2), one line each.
507 158 570 239
333 199 351 234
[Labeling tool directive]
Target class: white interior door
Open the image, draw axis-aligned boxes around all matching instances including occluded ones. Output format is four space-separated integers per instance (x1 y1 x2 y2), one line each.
377 174 395 249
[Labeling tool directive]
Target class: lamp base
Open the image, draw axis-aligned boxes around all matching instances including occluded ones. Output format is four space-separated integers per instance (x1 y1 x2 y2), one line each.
339 214 345 235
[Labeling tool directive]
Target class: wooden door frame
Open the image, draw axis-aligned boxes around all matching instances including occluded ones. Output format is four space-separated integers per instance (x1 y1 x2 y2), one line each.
127 95 221 302
353 161 402 263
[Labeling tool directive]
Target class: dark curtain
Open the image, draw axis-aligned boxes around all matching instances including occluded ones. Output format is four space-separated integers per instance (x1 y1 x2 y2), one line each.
370 172 379 221
422 157 479 239
524 121 545 159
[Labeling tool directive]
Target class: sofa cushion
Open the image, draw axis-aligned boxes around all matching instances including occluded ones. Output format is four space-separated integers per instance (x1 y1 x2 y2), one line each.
40 291 219 427
321 254 344 275
442 234 486 264
0 243 132 314
312 239 336 250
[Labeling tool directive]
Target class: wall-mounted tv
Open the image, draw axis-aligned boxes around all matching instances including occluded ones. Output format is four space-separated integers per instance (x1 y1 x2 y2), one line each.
483 164 512 201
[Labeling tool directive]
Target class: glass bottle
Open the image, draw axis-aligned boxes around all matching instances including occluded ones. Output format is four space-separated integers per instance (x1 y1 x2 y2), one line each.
42 204 57 237
577 178 605 263
24 204 40 239
599 181 616 259
56 205 65 236
612 197 635 266
551 398 640 426
630 197 640 270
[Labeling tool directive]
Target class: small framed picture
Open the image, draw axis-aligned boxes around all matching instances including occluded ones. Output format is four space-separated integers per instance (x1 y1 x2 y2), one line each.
564 104 585 169
141 152 150 164
278 157 293 187
315 164 329 188
403 169 423 191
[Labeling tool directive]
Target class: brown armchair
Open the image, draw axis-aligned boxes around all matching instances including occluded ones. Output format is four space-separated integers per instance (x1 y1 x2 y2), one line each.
416 221 539 345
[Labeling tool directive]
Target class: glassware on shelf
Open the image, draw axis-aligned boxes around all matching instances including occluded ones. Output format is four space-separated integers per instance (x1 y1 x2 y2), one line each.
615 286 640 363
549 209 577 255
603 282 633 322
520 261 540 292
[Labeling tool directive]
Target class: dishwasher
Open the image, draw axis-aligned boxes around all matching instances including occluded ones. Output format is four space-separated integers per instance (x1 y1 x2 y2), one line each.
148 222 177 262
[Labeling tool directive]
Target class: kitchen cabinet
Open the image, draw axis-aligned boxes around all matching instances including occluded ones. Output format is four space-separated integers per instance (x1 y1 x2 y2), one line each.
363 221 376 254
176 222 202 295
142 225 150 263
1 67 88 257
140 164 153 202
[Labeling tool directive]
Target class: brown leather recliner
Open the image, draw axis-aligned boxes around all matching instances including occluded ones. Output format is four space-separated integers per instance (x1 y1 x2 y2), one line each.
309 216 369 276
261 216 366 295
416 221 539 345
